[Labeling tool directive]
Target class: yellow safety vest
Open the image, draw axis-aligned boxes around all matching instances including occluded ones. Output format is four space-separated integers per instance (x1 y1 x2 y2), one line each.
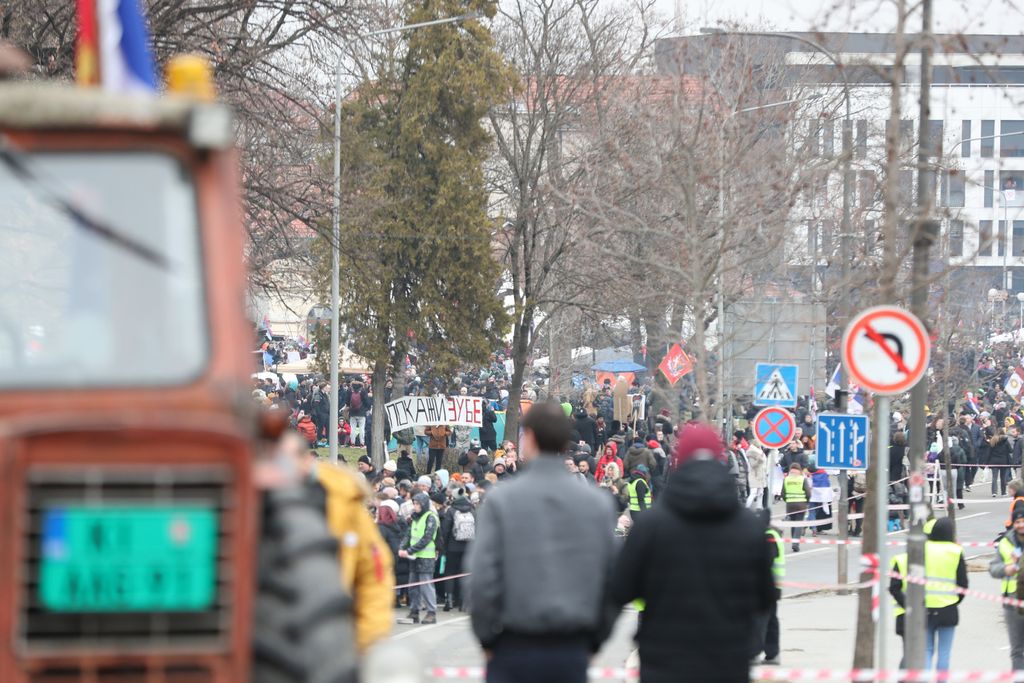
784 473 808 502
890 542 962 613
627 479 652 512
998 535 1021 596
410 510 439 559
766 528 785 583
923 541 963 609
892 554 907 617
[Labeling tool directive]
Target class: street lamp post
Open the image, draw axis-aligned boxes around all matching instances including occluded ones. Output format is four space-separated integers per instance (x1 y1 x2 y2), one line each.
716 96 819 437
329 12 480 465
699 25 859 602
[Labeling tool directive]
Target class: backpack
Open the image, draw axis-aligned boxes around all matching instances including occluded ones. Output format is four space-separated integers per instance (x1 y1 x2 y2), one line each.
350 390 363 412
453 510 476 541
853 473 868 494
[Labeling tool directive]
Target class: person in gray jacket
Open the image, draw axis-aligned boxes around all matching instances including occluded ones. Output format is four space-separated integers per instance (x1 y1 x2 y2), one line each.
467 401 619 683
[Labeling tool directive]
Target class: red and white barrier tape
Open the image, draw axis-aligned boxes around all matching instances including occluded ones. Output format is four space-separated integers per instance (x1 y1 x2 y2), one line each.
425 667 1024 680
777 537 996 548
754 670 1024 681
889 569 1024 609
862 553 880 621
395 573 470 590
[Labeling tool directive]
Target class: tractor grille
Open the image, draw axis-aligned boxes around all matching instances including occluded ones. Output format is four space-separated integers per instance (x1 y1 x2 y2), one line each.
18 466 234 653
27 662 214 683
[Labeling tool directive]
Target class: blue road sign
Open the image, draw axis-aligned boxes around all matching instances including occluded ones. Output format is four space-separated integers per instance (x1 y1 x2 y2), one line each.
753 363 799 408
815 413 869 470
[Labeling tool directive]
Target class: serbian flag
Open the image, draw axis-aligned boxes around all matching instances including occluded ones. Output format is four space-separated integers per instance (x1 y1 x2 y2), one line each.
76 0 157 92
1006 366 1024 403
964 391 980 415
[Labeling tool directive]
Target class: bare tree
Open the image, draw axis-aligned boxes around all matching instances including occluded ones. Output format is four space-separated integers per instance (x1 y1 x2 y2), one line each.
485 0 657 444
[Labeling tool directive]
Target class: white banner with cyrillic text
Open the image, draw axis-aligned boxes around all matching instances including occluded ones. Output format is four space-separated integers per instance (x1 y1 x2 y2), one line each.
383 395 484 431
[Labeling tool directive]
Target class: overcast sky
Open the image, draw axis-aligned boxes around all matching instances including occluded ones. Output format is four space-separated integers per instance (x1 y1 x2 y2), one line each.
655 0 1024 35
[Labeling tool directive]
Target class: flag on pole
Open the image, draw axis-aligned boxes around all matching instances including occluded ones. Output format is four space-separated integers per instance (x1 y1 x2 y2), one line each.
964 391 980 414
825 363 868 414
824 364 842 399
76 0 157 92
1005 366 1024 403
75 0 100 86
658 343 693 386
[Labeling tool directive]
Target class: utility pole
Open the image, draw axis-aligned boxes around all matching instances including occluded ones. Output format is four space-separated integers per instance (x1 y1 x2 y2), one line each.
836 118 853 591
905 0 937 669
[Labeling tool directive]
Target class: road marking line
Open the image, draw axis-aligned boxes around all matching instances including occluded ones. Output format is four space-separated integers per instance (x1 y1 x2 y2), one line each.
392 615 470 640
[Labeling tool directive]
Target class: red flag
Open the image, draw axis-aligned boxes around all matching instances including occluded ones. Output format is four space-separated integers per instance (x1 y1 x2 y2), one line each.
76 0 100 86
658 343 693 386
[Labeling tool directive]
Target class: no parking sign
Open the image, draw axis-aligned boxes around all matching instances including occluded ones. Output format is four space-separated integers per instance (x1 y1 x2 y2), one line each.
752 406 796 450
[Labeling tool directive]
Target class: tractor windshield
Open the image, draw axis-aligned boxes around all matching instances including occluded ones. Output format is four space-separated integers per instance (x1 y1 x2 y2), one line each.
0 151 206 388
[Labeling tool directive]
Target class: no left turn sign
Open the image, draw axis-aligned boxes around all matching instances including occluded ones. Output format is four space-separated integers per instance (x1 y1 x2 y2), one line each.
841 306 930 396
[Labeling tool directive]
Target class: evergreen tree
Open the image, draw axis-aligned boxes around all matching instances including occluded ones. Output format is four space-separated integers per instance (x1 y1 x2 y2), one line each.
330 0 513 461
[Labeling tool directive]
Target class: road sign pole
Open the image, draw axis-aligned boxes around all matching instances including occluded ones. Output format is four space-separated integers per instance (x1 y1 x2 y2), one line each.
874 394 891 674
837 391 849 592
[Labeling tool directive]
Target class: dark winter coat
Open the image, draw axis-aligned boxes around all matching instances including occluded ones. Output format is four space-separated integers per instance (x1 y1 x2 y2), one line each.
378 519 409 584
610 459 776 683
989 435 1012 466
574 413 598 451
395 453 417 481
889 442 907 481
480 406 498 445
623 444 656 475
439 496 475 555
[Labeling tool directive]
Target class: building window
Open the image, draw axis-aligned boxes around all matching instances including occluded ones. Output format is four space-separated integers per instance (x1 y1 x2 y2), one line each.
899 170 913 205
1002 121 1024 157
1015 221 1024 257
942 169 958 205
823 119 834 157
925 120 943 157
858 171 877 208
1001 171 1024 206
821 221 834 256
980 220 993 256
949 220 964 257
986 170 994 207
806 220 817 258
864 218 876 255
999 220 1007 257
982 120 995 157
962 120 971 157
808 120 820 156
855 120 868 159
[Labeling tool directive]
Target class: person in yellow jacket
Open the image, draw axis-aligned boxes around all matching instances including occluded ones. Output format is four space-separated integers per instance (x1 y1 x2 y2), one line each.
270 432 395 652
890 517 967 672
781 462 811 552
990 505 1024 669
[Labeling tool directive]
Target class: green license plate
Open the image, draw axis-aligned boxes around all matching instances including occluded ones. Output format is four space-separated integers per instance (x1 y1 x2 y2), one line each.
39 505 218 612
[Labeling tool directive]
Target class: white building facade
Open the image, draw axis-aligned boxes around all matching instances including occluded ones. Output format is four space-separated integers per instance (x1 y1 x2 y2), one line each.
656 32 1024 303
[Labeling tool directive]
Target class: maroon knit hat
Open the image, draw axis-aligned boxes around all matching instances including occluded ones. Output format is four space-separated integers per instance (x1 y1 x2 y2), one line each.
671 423 727 469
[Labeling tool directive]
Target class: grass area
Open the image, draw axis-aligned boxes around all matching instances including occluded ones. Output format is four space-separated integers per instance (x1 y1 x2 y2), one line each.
314 445 368 462
313 445 465 474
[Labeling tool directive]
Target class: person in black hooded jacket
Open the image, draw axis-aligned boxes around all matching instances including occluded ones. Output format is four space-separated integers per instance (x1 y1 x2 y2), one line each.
610 423 776 683
439 492 475 611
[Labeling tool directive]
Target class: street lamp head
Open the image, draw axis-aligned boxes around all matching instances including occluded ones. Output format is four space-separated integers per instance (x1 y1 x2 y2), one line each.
1016 292 1024 303
990 288 1000 299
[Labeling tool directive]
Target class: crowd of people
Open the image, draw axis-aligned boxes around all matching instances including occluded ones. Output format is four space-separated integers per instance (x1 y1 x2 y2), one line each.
247 335 1024 680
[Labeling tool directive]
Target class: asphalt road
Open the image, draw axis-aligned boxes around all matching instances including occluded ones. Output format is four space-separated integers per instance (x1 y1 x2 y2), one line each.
383 474 1014 681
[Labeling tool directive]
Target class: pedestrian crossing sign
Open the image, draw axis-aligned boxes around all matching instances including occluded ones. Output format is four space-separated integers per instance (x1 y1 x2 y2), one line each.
753 363 798 408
